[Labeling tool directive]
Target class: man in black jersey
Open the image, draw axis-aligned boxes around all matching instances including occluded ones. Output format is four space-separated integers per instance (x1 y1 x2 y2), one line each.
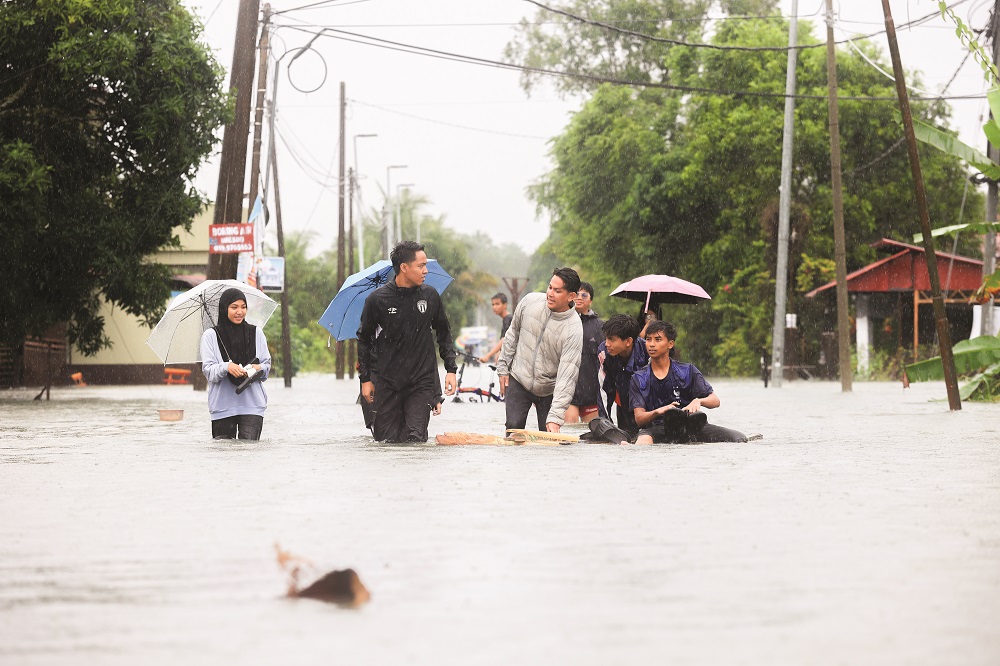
357 241 458 442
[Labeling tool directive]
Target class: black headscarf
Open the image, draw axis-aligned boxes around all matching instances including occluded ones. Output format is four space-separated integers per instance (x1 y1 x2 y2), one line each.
214 288 257 373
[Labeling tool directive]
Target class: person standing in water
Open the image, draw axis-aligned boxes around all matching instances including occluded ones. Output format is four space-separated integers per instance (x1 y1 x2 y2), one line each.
357 241 458 442
200 287 272 440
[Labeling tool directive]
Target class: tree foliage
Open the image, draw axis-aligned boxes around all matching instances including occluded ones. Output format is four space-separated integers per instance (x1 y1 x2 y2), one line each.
1 0 229 354
512 4 982 374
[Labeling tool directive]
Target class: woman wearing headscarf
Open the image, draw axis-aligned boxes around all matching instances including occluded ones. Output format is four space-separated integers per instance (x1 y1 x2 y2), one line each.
200 287 272 439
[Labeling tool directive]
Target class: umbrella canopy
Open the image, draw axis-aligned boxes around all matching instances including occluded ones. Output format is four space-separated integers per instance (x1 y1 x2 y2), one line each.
318 259 454 341
610 274 712 310
146 279 278 364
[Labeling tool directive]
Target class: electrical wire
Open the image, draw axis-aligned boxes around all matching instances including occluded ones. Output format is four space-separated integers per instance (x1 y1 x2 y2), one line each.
520 0 970 53
272 0 369 17
274 23 988 102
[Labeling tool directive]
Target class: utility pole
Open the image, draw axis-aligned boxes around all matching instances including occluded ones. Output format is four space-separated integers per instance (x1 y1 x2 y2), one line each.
769 0 798 388
271 139 293 388
503 277 530 311
336 82 347 379
825 0 852 392
208 0 261 281
347 167 356 379
984 0 1000 336
247 4 271 207
881 0 961 410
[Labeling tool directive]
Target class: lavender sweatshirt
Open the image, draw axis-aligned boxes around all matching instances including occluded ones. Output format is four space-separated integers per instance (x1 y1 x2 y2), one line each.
200 327 272 419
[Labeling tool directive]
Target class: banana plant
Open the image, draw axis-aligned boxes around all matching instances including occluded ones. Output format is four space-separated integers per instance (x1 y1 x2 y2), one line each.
906 336 1000 401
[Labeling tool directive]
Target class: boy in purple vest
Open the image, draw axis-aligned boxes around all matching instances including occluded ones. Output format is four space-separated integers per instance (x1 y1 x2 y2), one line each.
629 320 746 444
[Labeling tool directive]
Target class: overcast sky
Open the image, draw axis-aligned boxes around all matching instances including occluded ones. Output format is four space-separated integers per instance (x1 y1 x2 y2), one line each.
182 0 994 257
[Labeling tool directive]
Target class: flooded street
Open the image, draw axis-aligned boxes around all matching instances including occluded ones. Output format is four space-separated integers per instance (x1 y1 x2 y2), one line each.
1 374 998 665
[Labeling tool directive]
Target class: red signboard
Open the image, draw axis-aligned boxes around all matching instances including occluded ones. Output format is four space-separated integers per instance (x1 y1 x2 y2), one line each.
208 223 255 254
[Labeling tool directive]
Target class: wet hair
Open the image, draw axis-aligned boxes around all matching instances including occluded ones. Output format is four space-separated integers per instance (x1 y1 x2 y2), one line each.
551 267 581 294
578 282 594 299
603 314 640 341
645 319 677 341
391 240 424 273
491 292 508 304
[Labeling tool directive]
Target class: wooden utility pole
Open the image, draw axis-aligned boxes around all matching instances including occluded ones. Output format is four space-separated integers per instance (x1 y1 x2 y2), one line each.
271 139 293 388
881 0 961 410
208 0 261 281
502 277 530 311
247 4 271 208
336 82 347 378
769 0 799 388
824 0 852 392
347 167 356 379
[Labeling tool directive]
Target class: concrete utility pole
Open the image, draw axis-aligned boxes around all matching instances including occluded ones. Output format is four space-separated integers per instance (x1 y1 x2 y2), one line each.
824 0 852 392
984 0 1000 336
347 167 356 379
247 5 271 208
336 82 347 379
769 0 798 388
881 0 962 411
208 0 261 281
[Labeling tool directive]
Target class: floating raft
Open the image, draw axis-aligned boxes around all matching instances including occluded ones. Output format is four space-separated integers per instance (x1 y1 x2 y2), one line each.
435 428 579 446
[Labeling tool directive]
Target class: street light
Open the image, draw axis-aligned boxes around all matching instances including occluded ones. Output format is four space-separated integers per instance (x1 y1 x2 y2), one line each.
353 133 377 271
385 164 407 257
396 183 415 243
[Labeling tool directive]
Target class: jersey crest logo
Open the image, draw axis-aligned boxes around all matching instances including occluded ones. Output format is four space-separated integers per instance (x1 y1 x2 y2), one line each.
387 307 397 314
417 299 427 313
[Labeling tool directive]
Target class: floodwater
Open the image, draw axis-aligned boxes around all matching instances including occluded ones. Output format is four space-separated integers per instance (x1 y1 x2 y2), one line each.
1 371 999 665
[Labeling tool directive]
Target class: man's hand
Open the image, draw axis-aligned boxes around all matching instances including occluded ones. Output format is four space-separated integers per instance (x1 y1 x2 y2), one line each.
682 398 702 413
361 381 375 403
657 402 679 415
432 401 443 416
444 373 457 396
498 374 509 397
228 362 247 378
545 422 561 433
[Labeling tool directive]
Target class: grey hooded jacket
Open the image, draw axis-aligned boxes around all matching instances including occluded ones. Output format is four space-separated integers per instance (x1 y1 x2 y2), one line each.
496 292 583 426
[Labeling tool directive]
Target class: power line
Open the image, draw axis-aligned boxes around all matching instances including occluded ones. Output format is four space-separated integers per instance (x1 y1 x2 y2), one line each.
275 23 988 102
520 0 970 53
271 0 370 16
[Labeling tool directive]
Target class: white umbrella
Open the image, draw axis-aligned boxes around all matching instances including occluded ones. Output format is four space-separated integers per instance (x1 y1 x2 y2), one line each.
146 279 278 364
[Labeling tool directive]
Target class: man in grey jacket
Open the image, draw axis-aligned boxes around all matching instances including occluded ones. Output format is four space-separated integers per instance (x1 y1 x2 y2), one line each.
496 267 584 433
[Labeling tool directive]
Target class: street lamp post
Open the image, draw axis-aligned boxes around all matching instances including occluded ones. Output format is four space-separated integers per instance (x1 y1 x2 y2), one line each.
385 164 407 257
352 133 377 270
396 183 415 242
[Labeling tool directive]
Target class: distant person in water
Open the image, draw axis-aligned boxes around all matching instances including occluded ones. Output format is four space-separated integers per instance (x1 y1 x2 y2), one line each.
357 241 458 442
200 287 271 440
480 293 512 364
565 281 603 425
630 320 746 444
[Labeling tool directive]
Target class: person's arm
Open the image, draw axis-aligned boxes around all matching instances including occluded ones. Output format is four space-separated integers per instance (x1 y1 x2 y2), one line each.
200 330 236 383
628 371 678 428
682 367 718 412
495 301 523 396
432 292 458 395
480 340 502 363
634 402 680 427
356 295 378 402
545 322 583 430
254 328 272 380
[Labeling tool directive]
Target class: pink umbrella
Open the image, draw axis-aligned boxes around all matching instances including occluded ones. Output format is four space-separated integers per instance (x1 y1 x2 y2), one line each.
610 274 712 312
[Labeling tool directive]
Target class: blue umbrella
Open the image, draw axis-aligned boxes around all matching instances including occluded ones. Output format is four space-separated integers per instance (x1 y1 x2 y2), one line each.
318 259 455 341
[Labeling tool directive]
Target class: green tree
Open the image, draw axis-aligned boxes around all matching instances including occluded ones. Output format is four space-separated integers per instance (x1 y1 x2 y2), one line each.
1 0 229 354
515 9 980 374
